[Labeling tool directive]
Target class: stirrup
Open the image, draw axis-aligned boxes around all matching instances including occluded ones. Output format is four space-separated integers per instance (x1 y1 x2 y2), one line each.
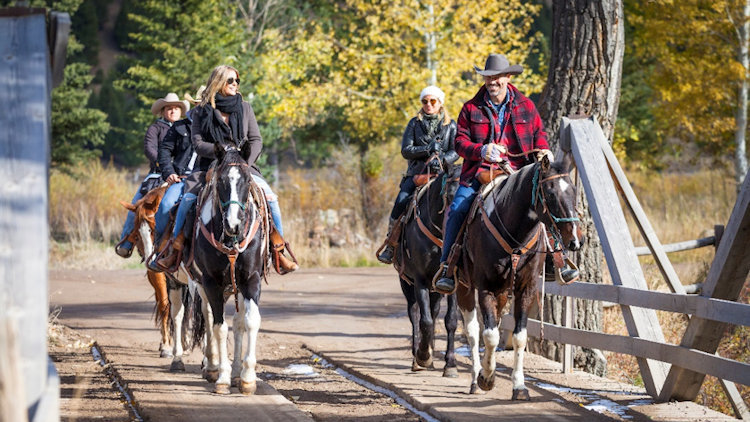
272 242 298 275
114 238 133 258
376 244 394 264
432 263 457 295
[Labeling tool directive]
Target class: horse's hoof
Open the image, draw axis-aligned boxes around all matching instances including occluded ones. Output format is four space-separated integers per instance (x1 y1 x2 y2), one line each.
469 383 478 394
416 355 433 369
160 349 173 358
231 377 240 387
204 369 219 383
512 388 530 401
170 359 185 372
443 366 459 378
411 359 425 372
214 383 231 395
477 372 495 391
239 380 257 395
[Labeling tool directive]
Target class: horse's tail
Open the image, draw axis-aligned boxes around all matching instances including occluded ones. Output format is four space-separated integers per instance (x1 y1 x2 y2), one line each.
191 292 205 351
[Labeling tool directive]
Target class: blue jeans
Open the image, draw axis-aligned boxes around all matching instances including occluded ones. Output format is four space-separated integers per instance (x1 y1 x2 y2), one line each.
390 176 417 220
440 181 480 263
251 175 284 237
155 182 184 241
171 192 196 238
119 189 144 249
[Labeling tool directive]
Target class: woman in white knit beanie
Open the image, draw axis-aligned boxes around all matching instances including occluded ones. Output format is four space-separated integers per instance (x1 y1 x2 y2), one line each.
376 85 459 264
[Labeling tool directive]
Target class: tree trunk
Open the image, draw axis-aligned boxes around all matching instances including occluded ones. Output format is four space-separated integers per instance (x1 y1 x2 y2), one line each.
734 0 750 188
533 0 624 376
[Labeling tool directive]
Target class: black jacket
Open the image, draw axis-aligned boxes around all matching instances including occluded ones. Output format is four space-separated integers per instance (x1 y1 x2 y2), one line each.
144 119 172 173
158 118 195 178
401 116 459 176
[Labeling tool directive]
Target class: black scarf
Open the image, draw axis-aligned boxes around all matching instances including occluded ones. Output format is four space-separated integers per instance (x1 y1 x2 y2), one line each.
200 93 244 147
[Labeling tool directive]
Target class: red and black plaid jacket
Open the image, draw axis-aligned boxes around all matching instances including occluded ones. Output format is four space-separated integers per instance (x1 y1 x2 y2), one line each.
455 84 549 186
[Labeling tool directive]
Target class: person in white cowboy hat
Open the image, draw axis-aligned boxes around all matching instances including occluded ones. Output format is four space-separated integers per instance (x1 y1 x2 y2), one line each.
431 53 578 293
375 85 459 264
115 92 189 258
142 87 207 261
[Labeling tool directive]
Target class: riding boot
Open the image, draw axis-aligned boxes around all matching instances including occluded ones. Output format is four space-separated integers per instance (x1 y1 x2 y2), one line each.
433 262 455 294
544 254 580 284
377 217 404 264
270 227 298 275
115 239 134 258
155 233 185 273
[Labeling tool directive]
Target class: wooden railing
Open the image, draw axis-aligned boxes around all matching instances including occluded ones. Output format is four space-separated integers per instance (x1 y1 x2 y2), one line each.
500 117 750 418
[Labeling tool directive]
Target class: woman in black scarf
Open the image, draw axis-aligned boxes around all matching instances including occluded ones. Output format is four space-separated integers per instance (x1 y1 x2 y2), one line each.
153 65 298 274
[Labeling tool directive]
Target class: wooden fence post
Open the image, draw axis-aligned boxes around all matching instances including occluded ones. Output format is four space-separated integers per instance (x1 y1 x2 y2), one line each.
0 8 64 421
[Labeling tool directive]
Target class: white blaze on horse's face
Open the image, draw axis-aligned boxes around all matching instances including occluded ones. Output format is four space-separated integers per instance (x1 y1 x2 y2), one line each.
226 167 243 232
139 221 153 258
559 178 571 193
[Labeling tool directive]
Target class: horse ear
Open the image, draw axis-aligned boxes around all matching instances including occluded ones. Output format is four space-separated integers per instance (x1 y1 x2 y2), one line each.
541 153 551 173
240 140 252 162
561 151 576 173
214 142 226 162
120 200 136 211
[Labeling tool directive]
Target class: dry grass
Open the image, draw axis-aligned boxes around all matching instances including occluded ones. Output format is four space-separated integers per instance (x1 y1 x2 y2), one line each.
602 167 749 416
274 141 404 267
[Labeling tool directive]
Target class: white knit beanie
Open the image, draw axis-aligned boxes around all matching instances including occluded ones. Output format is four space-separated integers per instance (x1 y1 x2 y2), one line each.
419 85 445 104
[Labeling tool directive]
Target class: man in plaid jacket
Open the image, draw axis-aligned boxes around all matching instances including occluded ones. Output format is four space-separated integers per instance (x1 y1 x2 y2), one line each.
433 53 557 294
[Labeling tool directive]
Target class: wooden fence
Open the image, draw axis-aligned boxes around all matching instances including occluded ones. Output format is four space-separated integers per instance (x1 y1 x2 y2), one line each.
500 117 750 418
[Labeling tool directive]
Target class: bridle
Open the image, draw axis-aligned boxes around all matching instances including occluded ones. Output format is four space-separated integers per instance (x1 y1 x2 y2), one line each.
478 162 580 294
531 165 580 252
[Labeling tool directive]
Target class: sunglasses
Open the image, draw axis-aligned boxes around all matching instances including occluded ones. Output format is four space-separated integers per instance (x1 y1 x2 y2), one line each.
227 77 241 85
421 98 438 105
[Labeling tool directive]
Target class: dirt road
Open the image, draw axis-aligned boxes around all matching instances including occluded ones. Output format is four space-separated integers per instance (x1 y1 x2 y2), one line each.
49 267 733 421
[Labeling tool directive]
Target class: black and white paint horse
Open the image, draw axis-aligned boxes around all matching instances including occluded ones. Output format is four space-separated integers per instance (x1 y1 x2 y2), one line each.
192 144 268 395
394 164 461 376
456 153 582 399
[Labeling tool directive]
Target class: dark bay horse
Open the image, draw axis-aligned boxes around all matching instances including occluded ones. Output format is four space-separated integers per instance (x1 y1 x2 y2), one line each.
455 153 582 399
394 164 461 377
192 144 268 395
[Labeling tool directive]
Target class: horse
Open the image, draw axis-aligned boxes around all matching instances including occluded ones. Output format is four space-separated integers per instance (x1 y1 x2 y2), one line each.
119 186 194 371
191 144 268 395
394 163 461 377
454 153 582 400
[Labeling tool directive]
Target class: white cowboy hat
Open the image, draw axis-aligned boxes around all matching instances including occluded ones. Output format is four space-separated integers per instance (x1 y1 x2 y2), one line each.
151 92 189 115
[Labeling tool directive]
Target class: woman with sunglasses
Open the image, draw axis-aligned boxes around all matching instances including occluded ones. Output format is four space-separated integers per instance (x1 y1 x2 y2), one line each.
376 85 458 264
153 65 298 274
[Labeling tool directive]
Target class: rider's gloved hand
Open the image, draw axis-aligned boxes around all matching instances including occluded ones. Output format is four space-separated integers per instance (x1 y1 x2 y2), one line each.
429 140 441 154
481 143 506 163
536 149 554 163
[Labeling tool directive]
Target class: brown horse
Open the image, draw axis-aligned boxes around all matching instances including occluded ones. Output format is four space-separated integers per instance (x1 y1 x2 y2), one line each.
119 185 174 358
455 153 582 399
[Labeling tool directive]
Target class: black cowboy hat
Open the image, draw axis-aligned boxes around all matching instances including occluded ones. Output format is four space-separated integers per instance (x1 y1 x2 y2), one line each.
474 54 523 76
